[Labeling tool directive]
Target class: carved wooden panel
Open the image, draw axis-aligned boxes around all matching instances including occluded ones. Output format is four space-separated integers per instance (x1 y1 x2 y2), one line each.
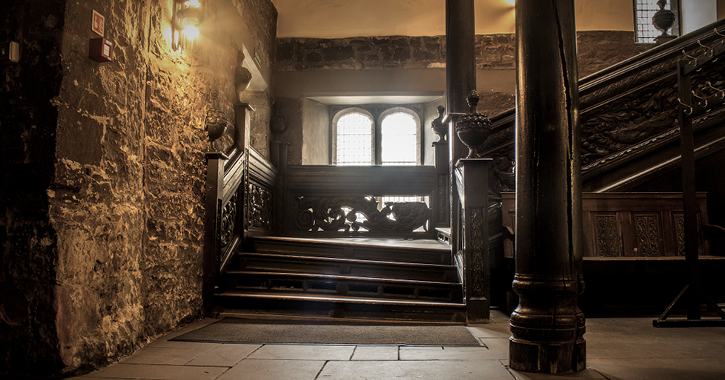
294 195 429 234
633 213 663 257
437 173 448 226
592 212 622 257
501 192 710 259
469 207 485 298
674 212 685 256
220 193 238 249
672 211 704 256
249 182 273 231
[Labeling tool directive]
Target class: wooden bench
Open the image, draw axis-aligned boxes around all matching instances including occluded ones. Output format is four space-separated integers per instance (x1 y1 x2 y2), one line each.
501 192 711 260
499 192 725 314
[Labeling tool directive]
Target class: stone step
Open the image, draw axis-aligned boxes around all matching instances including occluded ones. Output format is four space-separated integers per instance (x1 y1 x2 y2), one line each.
214 290 466 323
231 252 459 282
250 236 452 265
217 237 463 322
224 270 463 302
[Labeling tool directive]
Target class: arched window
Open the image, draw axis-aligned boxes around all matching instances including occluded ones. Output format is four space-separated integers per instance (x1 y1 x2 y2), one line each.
331 106 421 165
380 109 419 165
332 108 374 165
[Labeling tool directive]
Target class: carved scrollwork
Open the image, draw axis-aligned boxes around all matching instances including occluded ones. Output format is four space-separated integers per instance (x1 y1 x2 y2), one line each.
220 193 237 248
249 183 273 230
581 77 679 165
580 59 677 109
594 215 622 257
674 213 685 256
480 41 725 196
490 152 515 193
635 214 661 257
470 207 485 298
294 196 429 233
437 174 448 223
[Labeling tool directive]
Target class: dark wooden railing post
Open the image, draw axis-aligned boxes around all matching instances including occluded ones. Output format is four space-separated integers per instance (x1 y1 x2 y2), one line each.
273 141 289 235
203 152 228 316
455 158 492 323
434 141 450 231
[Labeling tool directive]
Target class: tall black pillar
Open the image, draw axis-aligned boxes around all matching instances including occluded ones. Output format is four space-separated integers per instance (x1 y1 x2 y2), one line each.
510 0 586 373
445 0 476 115
445 0 476 302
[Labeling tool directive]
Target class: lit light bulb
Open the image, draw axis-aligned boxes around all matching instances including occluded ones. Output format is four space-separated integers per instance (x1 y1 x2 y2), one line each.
185 0 201 8
504 0 515 5
182 25 199 40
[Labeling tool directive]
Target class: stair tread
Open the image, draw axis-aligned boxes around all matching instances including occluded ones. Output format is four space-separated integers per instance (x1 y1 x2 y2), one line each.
236 251 456 269
216 290 466 308
225 270 461 286
216 310 464 325
251 236 450 252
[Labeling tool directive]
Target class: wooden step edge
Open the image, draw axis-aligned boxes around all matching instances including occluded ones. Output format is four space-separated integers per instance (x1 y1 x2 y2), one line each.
216 290 467 308
252 247 451 265
251 236 451 252
235 252 456 270
216 309 466 325
225 270 462 287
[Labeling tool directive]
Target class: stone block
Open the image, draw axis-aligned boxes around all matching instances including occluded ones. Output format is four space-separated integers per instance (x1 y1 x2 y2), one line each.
323 45 355 62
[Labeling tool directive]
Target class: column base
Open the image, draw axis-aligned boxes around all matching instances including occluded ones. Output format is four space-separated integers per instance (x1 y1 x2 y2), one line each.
509 337 586 374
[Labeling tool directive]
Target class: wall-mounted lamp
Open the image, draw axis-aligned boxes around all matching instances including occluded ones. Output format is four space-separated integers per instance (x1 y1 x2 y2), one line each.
173 0 203 51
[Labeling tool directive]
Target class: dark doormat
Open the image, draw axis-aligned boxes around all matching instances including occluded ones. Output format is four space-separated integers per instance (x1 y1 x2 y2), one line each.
171 319 481 346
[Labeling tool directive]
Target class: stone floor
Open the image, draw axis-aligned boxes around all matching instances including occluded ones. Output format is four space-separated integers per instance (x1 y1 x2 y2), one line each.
68 310 725 380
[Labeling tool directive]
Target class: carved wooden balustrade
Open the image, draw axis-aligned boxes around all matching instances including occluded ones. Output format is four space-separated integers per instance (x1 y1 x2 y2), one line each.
203 105 277 314
481 19 725 196
278 164 442 238
204 146 277 306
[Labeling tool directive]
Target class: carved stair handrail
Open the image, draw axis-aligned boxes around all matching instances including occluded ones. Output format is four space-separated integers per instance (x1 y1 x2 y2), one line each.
481 19 725 194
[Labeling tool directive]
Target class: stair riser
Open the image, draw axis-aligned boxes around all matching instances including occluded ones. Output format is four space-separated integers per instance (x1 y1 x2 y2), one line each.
252 241 451 265
227 276 463 302
215 295 466 323
237 258 457 282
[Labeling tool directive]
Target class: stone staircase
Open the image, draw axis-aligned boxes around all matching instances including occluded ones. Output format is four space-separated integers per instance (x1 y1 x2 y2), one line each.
214 236 466 323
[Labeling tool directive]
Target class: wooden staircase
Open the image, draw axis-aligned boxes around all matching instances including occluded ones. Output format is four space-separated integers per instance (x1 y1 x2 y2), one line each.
214 236 466 323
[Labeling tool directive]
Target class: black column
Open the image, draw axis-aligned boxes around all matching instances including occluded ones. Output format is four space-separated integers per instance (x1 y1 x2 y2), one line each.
445 0 476 300
510 0 586 373
445 0 476 115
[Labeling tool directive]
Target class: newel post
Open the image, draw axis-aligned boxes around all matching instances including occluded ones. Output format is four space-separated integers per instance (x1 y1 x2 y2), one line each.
453 91 494 323
271 141 289 235
432 105 450 231
456 158 492 323
203 152 228 316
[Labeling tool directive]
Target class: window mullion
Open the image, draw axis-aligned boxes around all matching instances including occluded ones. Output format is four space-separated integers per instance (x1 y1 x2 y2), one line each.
374 119 381 165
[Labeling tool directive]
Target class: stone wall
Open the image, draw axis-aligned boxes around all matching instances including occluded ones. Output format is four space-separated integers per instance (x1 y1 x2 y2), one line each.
273 97 303 165
51 0 149 371
0 0 276 375
577 31 652 78
276 31 649 77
